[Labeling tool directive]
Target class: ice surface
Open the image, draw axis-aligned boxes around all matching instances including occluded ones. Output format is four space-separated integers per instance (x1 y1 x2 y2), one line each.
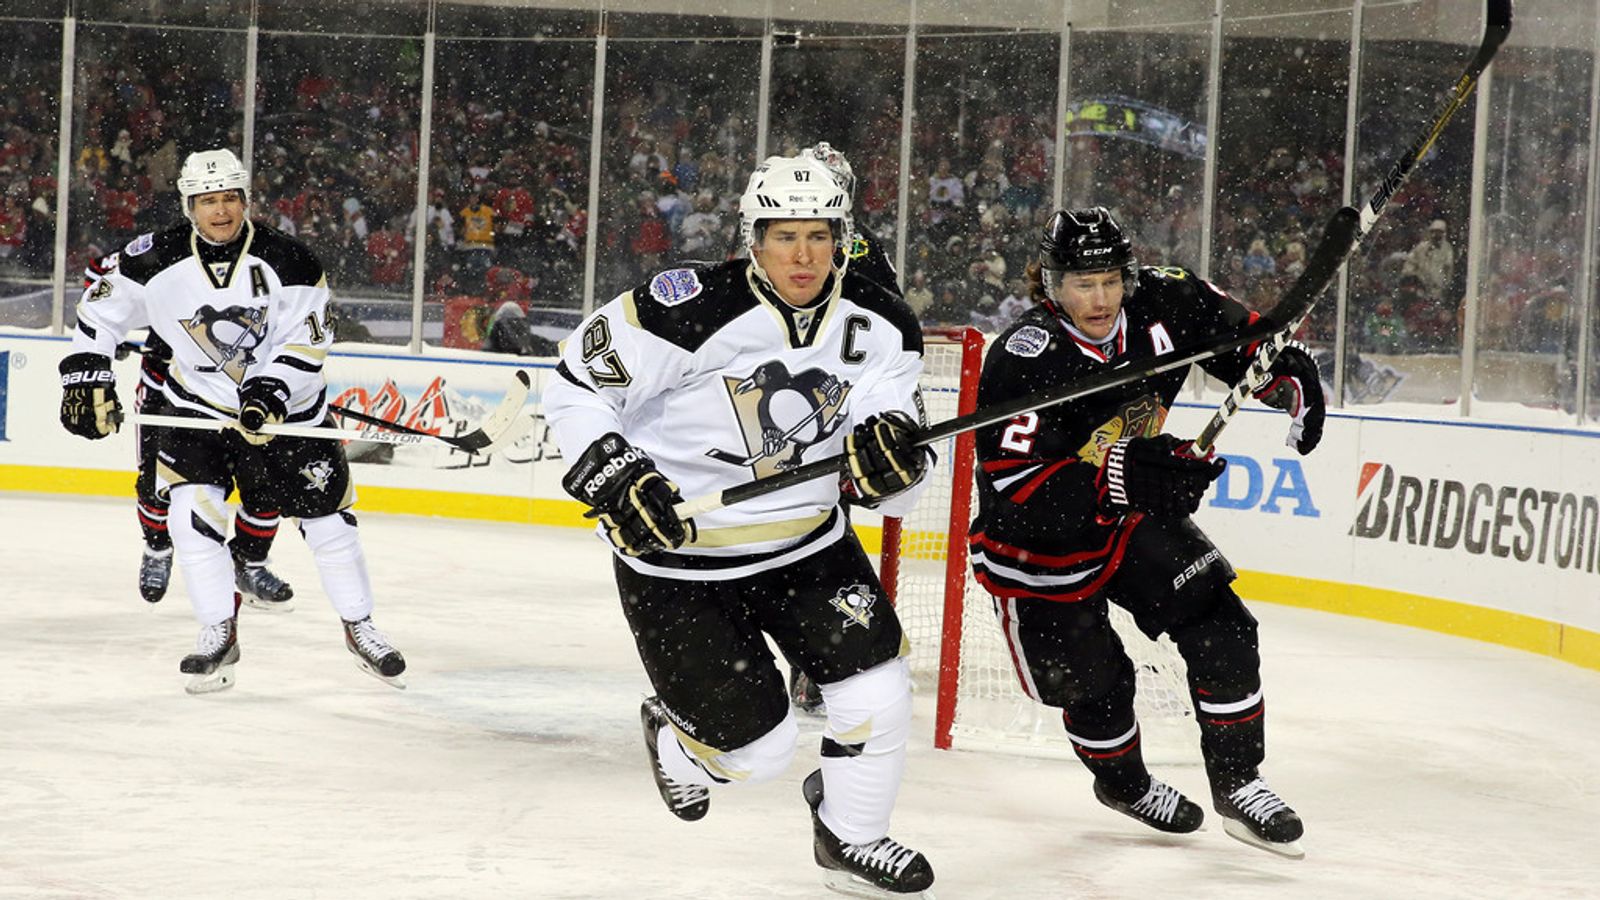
2 493 1597 899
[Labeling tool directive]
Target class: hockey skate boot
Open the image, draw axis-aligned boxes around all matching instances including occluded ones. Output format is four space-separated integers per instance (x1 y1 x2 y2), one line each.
180 610 239 695
803 769 935 897
789 666 825 715
139 547 173 603
343 617 406 688
1213 775 1304 859
640 697 710 821
1094 775 1204 834
235 559 295 612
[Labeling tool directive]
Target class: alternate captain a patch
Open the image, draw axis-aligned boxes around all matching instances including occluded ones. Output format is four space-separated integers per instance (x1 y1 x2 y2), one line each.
648 268 704 307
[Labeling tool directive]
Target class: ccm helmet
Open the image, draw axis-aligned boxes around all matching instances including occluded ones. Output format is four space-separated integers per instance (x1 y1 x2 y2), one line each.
738 154 853 255
177 149 250 222
1039 206 1138 301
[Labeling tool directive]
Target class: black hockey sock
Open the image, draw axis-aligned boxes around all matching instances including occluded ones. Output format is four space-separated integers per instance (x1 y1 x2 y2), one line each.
138 499 171 552
229 508 280 565
1193 686 1267 789
1062 709 1149 799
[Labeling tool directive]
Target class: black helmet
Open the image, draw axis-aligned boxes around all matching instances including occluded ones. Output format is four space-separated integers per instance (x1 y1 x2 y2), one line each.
1040 206 1137 276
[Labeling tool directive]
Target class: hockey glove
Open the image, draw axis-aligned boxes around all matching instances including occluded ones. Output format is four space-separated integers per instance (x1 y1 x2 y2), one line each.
845 410 930 504
59 352 123 439
235 376 290 446
562 433 695 556
1253 340 1325 455
1097 434 1225 518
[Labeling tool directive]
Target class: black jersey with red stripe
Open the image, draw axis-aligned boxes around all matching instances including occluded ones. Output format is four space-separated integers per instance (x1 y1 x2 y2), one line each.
969 265 1258 602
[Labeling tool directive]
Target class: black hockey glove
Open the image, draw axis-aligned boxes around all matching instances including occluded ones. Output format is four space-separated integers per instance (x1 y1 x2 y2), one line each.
59 352 122 439
845 410 930 504
1097 434 1225 518
236 376 290 446
562 433 695 556
1253 340 1325 455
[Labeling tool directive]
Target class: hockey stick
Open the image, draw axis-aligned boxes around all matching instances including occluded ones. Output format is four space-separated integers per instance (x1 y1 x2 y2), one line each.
132 369 534 454
1192 0 1512 454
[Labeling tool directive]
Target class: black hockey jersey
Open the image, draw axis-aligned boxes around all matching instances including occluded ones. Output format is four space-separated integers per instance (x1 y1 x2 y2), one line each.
969 266 1259 602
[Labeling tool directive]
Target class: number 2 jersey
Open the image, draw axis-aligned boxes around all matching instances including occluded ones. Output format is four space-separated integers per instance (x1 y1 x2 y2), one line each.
72 220 333 425
542 259 927 581
969 266 1260 603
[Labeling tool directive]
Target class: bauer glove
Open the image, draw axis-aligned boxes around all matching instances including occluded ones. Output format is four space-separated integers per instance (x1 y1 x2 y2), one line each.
1097 434 1225 518
235 376 290 446
562 432 695 556
59 352 122 439
1253 340 1325 455
844 410 930 504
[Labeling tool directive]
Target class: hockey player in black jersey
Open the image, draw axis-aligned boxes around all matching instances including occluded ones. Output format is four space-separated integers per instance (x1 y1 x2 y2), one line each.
545 152 936 896
970 207 1324 858
60 149 405 693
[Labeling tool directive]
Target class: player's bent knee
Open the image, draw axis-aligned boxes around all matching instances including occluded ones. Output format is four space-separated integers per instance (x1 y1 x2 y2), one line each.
300 512 360 560
818 657 913 756
168 484 229 554
707 708 800 784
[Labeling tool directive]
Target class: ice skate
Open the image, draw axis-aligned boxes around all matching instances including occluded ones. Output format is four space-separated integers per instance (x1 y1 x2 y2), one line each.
789 666 824 715
1213 776 1304 859
804 769 935 898
1094 775 1204 834
139 547 172 603
180 613 238 694
640 697 710 821
343 616 406 688
235 559 295 612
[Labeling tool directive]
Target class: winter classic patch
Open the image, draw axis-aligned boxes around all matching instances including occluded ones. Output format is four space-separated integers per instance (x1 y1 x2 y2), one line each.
648 268 703 307
1005 325 1050 357
124 233 155 257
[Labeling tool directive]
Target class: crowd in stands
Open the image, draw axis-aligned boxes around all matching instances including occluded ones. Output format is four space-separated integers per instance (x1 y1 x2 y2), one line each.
0 23 1587 364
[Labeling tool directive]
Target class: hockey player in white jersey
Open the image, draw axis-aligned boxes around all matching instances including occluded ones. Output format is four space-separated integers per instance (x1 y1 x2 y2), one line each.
544 153 936 897
58 148 405 694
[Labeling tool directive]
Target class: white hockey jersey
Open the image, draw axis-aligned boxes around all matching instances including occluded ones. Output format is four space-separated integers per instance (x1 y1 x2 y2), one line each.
72 221 333 424
544 261 929 580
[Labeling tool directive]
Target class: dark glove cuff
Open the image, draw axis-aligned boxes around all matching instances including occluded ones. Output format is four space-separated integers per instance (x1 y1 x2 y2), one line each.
60 352 114 386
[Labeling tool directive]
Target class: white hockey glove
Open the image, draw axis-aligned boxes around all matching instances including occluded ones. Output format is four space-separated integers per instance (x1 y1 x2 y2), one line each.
844 410 930 504
1252 341 1325 455
562 433 695 556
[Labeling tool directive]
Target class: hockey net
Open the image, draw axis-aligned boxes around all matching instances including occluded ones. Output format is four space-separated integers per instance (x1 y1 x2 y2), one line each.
883 327 1198 759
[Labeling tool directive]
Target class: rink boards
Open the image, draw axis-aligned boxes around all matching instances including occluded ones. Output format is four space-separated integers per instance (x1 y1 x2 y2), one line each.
2 328 1596 670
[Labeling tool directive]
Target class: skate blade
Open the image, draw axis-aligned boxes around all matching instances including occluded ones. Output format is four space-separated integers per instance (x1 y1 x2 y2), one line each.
353 657 407 690
821 870 935 899
184 664 236 695
241 594 295 613
1221 818 1305 859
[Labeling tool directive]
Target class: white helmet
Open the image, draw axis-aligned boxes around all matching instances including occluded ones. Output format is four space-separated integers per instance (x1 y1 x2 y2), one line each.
738 154 852 254
177 149 250 220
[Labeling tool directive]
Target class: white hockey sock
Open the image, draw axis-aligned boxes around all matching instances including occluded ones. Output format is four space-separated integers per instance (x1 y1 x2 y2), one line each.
816 657 913 845
300 512 374 621
658 708 799 787
168 484 237 626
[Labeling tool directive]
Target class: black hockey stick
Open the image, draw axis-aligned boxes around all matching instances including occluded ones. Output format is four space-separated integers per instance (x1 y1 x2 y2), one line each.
672 208 1359 520
132 369 534 454
1192 0 1512 454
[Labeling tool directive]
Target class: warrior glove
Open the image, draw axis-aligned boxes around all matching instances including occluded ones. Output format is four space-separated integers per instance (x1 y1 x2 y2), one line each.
236 376 290 446
1253 340 1325 455
1098 434 1225 518
59 352 122 439
563 433 695 556
845 410 930 504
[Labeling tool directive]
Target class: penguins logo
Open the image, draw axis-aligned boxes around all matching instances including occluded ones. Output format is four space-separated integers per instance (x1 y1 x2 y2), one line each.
829 583 879 630
707 361 851 477
182 304 267 385
299 459 334 493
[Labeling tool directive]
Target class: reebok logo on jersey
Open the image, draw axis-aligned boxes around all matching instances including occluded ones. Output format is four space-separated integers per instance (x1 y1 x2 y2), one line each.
1005 326 1050 358
648 269 703 307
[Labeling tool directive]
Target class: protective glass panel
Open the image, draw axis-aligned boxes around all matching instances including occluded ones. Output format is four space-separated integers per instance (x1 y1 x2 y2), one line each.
595 14 761 299
1343 5 1483 410
65 22 246 330
908 28 1057 330
252 31 423 346
0 16 63 329
428 5 598 356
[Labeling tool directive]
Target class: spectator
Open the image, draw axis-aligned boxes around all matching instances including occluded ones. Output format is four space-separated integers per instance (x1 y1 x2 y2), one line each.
1361 298 1410 354
1403 218 1455 303
458 191 497 290
903 269 934 318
